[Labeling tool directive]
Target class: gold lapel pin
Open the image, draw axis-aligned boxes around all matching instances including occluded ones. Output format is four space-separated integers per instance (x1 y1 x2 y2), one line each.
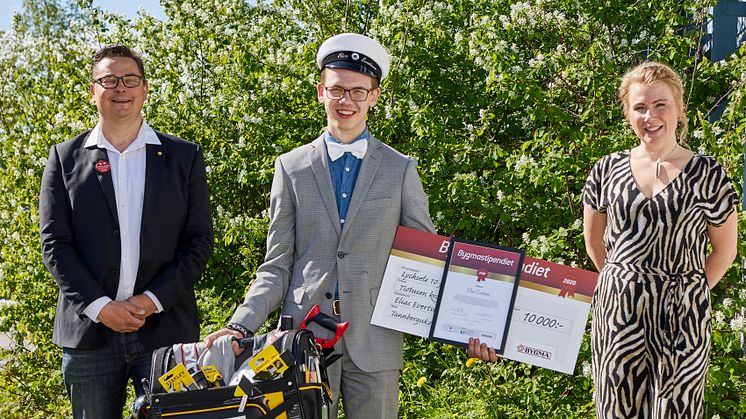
157 151 163 157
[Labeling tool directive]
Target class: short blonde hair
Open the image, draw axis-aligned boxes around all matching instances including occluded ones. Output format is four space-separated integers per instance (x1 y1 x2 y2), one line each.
618 61 688 141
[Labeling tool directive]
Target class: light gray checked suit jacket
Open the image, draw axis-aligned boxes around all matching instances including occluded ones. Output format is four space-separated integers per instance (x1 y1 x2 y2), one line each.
230 135 435 372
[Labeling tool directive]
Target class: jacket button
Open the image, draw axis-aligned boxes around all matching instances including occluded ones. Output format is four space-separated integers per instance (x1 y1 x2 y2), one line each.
325 292 333 299
337 251 345 258
113 230 120 236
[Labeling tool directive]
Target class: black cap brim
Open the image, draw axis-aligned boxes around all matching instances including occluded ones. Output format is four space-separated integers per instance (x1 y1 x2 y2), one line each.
320 51 382 81
323 61 379 80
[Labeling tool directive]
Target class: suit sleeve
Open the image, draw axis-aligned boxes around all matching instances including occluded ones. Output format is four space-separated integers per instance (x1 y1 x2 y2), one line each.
230 157 296 332
400 157 436 234
145 145 214 310
39 145 106 315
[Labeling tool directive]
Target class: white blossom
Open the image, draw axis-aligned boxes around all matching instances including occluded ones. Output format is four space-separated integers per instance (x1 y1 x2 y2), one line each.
581 361 592 378
529 53 544 68
730 314 745 332
514 154 536 171
499 15 510 28
520 116 531 130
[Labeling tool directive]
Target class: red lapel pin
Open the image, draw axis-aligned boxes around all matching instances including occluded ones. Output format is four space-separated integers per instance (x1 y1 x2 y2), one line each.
95 159 111 174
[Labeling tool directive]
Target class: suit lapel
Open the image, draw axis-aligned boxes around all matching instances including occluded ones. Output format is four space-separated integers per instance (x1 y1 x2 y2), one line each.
141 142 166 228
309 136 342 237
88 146 119 226
339 136 383 243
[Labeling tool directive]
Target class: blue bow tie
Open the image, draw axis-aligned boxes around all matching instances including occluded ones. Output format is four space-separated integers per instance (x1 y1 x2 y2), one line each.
326 139 368 161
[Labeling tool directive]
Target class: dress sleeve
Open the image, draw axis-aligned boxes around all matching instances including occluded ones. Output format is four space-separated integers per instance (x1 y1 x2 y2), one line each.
704 159 736 226
583 157 607 213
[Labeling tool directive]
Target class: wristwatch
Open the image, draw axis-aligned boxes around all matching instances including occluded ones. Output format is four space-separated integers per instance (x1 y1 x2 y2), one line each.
226 322 253 338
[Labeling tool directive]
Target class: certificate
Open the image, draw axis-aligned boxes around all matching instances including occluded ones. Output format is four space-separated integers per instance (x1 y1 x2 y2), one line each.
429 238 524 352
501 257 598 374
371 226 451 337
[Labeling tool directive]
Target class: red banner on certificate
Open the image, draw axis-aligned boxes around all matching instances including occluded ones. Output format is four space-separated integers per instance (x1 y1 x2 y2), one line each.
520 257 595 302
390 225 451 261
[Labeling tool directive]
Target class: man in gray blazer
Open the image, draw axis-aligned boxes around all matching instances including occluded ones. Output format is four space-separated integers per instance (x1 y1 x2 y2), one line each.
206 33 434 417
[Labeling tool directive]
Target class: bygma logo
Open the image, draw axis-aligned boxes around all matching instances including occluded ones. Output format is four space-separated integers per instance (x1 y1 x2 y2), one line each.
516 344 552 360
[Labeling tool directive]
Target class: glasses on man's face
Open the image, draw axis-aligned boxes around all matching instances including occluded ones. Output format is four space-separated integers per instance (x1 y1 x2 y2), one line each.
93 74 145 89
323 86 373 102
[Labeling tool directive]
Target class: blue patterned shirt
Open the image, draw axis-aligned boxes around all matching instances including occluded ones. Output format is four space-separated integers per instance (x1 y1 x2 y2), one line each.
324 128 369 230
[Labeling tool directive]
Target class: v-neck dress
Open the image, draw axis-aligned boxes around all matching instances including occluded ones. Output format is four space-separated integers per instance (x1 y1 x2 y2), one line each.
583 151 735 418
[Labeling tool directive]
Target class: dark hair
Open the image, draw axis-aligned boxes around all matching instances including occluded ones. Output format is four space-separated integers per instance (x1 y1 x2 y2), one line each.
91 44 146 79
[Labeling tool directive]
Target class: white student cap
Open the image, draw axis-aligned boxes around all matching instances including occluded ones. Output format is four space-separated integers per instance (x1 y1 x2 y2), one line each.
316 33 390 82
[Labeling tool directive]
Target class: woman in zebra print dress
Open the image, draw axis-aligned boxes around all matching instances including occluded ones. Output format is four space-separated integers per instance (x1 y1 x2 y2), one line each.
583 62 737 418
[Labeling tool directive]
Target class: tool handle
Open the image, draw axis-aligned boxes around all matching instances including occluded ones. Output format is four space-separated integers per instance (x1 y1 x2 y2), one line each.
299 304 349 349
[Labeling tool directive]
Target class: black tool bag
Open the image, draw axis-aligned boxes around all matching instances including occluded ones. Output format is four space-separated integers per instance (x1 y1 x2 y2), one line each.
132 328 332 419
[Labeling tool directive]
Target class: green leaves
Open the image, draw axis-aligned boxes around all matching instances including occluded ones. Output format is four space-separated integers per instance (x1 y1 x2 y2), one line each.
1 0 745 417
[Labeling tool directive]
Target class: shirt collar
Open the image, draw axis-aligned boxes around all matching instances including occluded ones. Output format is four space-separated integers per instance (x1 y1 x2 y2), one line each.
323 127 370 145
84 119 161 152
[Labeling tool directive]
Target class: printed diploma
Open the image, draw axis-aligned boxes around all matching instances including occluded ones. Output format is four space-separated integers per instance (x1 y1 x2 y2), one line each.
429 238 524 352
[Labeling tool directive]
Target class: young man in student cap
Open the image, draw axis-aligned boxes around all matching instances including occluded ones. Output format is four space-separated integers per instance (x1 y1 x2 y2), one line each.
206 33 435 417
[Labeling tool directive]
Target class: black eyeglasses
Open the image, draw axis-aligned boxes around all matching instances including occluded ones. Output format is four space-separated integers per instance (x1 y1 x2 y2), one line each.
93 75 145 89
323 86 374 102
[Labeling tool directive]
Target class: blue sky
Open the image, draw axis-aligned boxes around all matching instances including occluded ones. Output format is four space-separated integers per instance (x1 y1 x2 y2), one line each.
0 0 166 31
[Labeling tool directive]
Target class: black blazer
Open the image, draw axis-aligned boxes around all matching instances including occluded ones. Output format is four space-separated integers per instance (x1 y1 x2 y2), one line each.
39 130 214 350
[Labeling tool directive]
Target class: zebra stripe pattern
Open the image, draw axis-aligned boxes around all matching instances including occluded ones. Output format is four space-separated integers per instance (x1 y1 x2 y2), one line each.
583 151 735 418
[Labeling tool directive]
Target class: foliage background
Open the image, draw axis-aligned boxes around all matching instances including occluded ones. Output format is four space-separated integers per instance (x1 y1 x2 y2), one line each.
1 0 745 417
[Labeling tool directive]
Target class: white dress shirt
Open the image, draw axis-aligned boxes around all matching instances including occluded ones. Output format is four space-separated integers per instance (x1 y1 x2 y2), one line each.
82 120 164 322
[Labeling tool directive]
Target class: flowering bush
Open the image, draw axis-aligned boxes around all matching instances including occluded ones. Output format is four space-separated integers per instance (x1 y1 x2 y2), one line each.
0 0 744 417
